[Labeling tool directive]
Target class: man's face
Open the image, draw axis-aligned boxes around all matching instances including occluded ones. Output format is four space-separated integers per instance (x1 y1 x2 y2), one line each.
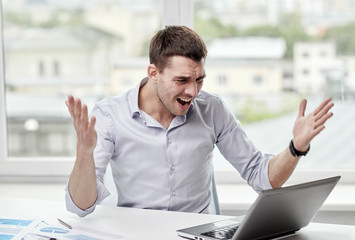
155 56 205 116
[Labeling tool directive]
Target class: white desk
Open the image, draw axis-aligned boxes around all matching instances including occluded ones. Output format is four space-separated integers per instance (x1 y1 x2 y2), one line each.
1 197 355 240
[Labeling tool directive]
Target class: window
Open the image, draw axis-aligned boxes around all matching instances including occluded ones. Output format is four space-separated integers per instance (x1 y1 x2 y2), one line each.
252 75 263 85
53 60 60 76
303 52 310 58
0 0 162 178
1 0 354 184
217 74 227 85
38 61 45 76
194 0 355 183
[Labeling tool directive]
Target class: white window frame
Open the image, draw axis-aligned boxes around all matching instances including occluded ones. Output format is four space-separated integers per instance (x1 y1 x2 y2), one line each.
0 0 353 184
163 0 194 28
0 0 72 179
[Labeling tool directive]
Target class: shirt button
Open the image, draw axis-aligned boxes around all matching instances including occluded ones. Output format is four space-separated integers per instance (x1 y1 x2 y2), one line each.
172 191 176 196
168 139 172 143
171 165 175 171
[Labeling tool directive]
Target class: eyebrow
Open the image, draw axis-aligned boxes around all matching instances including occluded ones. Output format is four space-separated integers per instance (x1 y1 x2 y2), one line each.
174 73 206 81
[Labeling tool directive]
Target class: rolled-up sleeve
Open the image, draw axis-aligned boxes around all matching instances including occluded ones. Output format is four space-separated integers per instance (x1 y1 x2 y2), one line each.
65 179 110 217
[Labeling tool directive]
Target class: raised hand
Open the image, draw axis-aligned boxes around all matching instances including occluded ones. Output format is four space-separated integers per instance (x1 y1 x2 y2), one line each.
65 95 97 153
292 98 334 151
65 95 98 209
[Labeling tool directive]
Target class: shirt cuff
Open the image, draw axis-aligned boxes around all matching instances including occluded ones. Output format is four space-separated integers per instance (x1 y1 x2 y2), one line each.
64 179 110 217
263 154 274 190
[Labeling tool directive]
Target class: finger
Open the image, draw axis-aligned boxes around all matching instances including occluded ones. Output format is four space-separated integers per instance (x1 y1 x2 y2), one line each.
88 115 96 131
315 112 334 129
67 95 75 106
74 98 82 127
65 95 75 116
311 124 326 139
298 99 307 118
315 101 334 121
314 98 332 116
81 104 89 130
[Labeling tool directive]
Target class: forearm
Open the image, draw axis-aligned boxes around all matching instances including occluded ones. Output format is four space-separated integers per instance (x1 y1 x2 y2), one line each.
68 151 98 210
268 147 301 189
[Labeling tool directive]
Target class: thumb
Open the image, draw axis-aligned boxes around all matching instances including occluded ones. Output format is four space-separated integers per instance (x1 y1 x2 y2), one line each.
298 99 307 118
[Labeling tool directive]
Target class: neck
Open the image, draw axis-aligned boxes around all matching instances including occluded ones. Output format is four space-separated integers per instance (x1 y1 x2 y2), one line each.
138 80 175 129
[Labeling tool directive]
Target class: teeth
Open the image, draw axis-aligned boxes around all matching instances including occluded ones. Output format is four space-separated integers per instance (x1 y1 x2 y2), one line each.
179 98 191 102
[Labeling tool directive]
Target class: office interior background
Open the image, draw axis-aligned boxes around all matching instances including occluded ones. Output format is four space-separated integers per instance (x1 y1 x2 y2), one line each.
0 0 354 224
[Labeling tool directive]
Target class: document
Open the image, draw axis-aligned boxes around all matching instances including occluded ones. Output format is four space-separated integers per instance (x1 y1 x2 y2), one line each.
1 218 133 240
0 218 42 240
24 221 134 240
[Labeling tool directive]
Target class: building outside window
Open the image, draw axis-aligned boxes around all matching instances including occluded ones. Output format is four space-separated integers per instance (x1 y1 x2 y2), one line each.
0 0 354 184
193 0 355 181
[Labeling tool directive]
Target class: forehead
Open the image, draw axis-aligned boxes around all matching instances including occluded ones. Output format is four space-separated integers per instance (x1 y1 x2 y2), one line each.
164 56 205 76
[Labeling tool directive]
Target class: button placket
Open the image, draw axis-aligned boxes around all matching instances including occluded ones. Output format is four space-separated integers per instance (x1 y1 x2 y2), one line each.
166 133 177 199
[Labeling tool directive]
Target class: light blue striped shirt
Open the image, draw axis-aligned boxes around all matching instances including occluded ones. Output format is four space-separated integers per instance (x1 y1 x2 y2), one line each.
65 78 273 217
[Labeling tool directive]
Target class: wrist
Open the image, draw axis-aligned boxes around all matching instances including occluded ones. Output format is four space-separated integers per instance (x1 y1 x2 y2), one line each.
292 137 310 152
289 139 310 157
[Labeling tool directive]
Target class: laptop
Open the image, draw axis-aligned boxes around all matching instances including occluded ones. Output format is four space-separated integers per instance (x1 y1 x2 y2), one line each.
177 176 340 240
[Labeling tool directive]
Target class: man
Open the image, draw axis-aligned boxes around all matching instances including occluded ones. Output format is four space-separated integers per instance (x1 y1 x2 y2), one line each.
65 26 334 217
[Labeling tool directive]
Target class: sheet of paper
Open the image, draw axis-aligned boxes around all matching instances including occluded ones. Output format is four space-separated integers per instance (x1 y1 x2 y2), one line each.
23 221 134 240
0 218 42 240
1 218 133 240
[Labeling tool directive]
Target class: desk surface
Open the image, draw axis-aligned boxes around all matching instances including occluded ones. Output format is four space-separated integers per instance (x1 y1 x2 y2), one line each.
1 197 355 240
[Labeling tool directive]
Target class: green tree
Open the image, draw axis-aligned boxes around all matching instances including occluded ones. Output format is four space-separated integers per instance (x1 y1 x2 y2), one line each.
322 21 355 55
194 17 239 44
240 13 309 58
277 13 309 58
195 12 309 59
242 25 281 37
3 10 33 27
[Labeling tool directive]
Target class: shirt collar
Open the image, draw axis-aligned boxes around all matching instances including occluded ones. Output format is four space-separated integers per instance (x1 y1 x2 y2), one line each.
129 77 148 118
129 77 195 120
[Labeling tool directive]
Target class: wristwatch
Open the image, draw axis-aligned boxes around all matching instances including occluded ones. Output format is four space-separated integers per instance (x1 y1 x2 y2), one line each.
289 139 310 157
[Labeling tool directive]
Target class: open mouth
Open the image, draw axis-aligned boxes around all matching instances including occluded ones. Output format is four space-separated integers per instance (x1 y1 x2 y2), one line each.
177 97 192 107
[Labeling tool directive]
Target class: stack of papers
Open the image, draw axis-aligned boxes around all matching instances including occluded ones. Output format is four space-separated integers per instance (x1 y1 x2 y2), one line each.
0 218 133 240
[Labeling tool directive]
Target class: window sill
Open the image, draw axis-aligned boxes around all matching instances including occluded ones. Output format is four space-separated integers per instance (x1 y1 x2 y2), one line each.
217 183 355 212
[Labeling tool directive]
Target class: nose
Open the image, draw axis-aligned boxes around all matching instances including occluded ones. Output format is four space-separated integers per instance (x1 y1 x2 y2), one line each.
185 81 198 97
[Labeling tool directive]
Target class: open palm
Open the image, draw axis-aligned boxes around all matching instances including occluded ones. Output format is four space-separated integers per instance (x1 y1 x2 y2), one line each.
292 98 334 151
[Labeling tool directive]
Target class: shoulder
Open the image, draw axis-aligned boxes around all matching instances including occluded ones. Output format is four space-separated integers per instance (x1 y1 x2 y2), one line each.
190 90 234 121
194 90 239 122
195 90 223 105
193 90 226 112
94 90 132 112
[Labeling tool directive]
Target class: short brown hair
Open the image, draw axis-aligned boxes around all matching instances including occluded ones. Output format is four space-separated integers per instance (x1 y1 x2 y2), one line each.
149 26 207 72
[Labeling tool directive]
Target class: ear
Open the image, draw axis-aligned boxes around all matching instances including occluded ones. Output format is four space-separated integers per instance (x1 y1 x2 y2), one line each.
147 64 159 83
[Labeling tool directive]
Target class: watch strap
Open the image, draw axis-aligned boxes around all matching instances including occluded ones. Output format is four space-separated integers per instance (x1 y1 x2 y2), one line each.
289 139 310 157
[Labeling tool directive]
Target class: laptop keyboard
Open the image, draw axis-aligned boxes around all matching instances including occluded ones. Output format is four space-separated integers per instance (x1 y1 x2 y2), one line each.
201 225 239 239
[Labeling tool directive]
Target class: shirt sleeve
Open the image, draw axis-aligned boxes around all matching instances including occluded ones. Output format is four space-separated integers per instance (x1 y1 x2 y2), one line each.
214 98 273 192
65 179 110 217
64 103 114 217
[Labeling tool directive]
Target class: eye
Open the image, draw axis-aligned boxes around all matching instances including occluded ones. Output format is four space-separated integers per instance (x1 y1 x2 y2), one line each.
196 77 204 83
175 78 187 83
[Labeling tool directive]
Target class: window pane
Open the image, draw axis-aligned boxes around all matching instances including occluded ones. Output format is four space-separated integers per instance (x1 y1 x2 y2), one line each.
3 0 162 157
194 0 355 170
